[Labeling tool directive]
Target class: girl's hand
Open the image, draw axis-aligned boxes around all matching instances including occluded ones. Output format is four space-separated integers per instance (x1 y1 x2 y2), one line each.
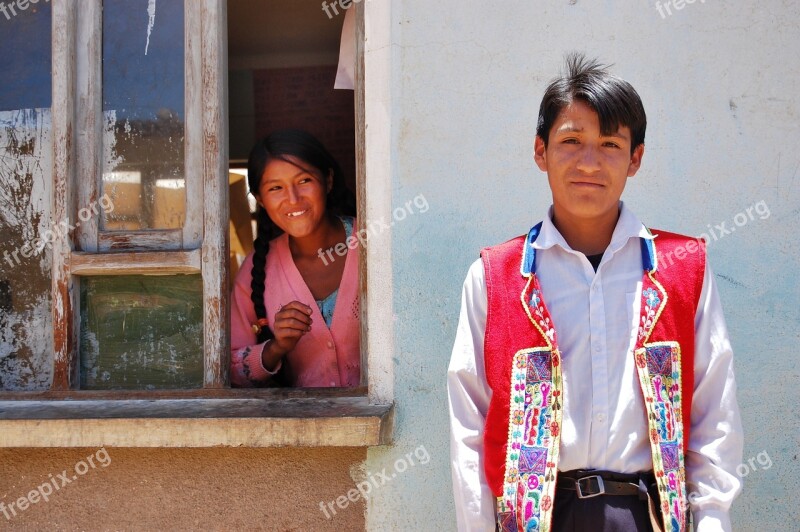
261 301 313 371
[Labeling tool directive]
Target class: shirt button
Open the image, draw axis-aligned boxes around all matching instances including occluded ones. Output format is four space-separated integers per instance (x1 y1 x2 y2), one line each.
327 341 334 349
594 344 601 352
596 413 606 422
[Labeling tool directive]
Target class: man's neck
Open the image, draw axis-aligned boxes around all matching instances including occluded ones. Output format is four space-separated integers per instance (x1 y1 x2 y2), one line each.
551 207 620 256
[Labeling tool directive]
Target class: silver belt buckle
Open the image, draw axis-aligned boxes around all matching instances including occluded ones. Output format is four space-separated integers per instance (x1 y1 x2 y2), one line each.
576 475 605 498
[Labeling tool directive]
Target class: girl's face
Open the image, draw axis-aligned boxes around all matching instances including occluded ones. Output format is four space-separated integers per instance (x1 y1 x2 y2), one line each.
255 156 332 239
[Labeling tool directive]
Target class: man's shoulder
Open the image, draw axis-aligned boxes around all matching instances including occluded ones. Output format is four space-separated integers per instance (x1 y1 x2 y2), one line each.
480 234 527 257
650 227 707 253
478 233 530 282
649 227 707 282
650 227 699 242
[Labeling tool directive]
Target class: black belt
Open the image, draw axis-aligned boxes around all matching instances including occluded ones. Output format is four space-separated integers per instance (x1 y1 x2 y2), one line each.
557 469 655 499
557 470 663 531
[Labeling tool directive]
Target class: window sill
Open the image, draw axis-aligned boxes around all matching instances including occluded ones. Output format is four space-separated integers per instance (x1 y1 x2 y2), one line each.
0 392 394 448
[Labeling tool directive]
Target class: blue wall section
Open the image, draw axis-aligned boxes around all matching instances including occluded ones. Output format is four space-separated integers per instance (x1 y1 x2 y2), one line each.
365 1 800 530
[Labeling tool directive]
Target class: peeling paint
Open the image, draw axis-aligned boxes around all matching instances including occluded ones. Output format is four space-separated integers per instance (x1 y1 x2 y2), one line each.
0 108 53 390
103 109 125 172
145 0 157 56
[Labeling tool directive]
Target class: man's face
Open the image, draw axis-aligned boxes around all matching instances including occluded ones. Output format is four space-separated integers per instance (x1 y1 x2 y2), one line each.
534 99 644 226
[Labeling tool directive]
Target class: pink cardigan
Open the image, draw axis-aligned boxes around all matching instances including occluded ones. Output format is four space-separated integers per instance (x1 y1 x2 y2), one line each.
230 231 360 387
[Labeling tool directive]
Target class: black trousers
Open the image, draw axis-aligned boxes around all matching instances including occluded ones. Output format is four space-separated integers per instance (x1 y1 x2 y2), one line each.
551 471 663 532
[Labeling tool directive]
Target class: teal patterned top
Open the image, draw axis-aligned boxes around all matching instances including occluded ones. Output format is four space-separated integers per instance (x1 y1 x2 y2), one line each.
316 216 354 327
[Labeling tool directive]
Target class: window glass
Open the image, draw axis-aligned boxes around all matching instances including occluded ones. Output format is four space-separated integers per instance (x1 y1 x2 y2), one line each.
79 274 203 390
0 1 52 112
101 0 186 231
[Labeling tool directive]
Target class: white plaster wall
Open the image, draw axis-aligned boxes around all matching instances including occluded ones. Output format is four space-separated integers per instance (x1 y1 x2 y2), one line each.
365 0 799 530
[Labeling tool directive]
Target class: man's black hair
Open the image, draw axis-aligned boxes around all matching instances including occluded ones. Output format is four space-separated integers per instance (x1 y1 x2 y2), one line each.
536 53 647 154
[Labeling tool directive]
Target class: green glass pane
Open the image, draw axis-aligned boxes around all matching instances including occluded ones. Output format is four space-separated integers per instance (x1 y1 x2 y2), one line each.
80 275 203 390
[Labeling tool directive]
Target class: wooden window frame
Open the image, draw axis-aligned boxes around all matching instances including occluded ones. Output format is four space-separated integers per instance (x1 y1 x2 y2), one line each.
59 0 221 390
0 0 394 448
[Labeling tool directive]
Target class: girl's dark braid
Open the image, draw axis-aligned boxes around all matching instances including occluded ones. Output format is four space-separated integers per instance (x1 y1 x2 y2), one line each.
250 207 276 345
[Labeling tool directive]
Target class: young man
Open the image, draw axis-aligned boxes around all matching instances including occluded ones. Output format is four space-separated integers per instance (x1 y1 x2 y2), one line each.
448 55 743 532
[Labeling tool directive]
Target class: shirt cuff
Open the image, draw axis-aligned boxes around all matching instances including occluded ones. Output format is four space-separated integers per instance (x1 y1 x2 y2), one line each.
693 507 732 532
244 341 283 382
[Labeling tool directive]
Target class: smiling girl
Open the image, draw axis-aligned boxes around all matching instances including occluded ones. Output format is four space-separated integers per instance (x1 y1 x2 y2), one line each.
230 129 359 387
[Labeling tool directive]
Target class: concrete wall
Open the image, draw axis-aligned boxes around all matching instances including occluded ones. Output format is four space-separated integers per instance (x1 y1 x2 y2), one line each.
365 0 799 530
0 447 366 530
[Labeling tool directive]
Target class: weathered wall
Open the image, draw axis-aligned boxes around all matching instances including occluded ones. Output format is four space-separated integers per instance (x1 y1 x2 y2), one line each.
0 109 53 391
0 447 366 530
366 0 799 530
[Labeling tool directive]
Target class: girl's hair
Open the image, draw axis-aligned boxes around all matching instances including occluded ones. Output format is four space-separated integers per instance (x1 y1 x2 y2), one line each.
247 129 356 345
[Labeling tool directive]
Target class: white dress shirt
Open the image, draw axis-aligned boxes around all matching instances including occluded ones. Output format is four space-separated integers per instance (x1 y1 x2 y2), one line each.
448 203 743 531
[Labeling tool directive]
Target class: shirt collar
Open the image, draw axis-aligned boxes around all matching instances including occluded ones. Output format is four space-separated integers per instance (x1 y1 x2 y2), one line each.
533 201 653 255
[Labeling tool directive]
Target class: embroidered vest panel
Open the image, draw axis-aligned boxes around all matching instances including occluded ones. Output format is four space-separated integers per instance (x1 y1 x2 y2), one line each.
481 227 705 532
483 234 563 530
635 229 705 531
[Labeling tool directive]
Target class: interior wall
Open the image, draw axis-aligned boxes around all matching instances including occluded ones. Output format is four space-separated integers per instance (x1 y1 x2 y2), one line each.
252 65 356 191
227 0 354 186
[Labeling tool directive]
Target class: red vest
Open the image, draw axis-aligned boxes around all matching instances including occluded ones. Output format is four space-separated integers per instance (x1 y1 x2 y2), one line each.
482 226 705 532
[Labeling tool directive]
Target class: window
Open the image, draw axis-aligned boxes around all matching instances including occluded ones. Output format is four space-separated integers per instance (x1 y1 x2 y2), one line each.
0 0 393 447
68 0 208 391
56 0 223 390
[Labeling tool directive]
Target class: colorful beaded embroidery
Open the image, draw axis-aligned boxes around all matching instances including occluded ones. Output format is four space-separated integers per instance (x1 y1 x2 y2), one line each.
495 271 563 532
634 270 687 532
